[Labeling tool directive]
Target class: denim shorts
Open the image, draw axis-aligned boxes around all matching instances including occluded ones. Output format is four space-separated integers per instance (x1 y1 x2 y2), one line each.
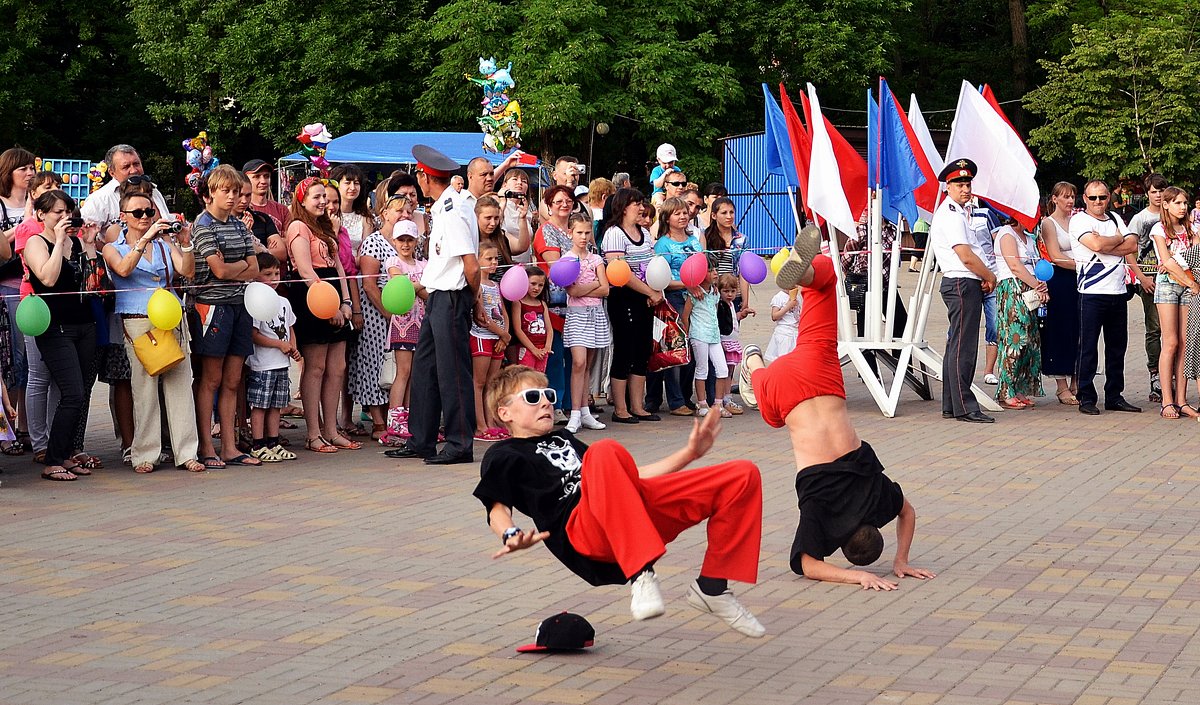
1154 274 1193 306
195 303 254 359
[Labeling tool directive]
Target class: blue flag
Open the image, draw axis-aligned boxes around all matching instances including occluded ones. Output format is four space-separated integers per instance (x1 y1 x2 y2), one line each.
867 78 926 225
762 84 800 190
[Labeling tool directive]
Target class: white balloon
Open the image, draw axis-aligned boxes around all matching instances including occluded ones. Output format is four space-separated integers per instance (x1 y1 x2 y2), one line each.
644 255 673 291
244 281 282 321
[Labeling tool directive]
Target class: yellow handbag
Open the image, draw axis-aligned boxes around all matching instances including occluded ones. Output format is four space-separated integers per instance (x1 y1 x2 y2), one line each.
126 327 185 377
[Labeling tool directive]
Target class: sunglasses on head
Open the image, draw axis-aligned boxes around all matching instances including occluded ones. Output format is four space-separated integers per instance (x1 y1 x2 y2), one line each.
666 180 687 187
122 207 157 219
1086 194 1109 201
126 175 155 186
511 387 557 406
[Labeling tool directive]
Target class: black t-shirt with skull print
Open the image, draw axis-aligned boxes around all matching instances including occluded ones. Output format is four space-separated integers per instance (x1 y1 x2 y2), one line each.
474 430 628 587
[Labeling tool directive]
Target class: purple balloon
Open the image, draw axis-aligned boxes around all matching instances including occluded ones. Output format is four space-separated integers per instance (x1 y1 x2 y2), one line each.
550 257 581 287
738 251 768 284
499 264 529 301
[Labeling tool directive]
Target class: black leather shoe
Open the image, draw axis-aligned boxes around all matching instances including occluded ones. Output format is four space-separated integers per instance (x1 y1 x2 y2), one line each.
633 413 661 422
942 411 954 419
384 444 432 459
956 411 995 423
611 414 639 424
1105 400 1142 413
424 452 474 465
1078 404 1100 416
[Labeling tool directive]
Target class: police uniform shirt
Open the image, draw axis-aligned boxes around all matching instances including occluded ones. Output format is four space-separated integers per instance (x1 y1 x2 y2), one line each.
457 189 481 242
1069 211 1131 296
420 188 478 292
928 198 983 280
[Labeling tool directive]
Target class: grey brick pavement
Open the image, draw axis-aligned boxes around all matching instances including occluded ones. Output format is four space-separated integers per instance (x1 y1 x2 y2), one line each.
1 272 1197 704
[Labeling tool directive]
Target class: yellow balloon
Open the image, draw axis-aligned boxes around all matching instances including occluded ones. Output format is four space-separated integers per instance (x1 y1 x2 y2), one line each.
147 288 183 330
770 248 791 275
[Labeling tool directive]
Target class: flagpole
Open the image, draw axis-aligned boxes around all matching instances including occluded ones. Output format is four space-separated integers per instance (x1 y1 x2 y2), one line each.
869 81 885 343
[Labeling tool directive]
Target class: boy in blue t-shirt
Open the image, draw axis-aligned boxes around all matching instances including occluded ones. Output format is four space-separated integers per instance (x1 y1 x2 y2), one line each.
649 143 681 203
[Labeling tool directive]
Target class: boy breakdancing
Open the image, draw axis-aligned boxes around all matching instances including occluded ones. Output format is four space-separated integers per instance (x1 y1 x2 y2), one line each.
473 366 766 636
739 225 935 590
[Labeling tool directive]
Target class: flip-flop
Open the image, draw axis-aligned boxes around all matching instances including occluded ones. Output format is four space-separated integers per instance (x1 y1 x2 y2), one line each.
280 419 298 430
223 453 263 467
41 468 77 481
201 456 226 469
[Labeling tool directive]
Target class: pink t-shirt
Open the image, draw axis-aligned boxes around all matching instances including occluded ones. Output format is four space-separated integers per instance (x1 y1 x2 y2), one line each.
564 252 605 307
14 220 42 297
384 255 426 343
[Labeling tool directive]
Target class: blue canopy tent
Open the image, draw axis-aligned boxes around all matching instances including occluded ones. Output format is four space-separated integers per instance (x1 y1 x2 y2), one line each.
279 131 519 167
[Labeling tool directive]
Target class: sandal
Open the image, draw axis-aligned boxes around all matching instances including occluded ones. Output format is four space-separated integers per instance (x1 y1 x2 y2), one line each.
41 467 77 481
342 423 370 438
122 447 132 465
201 456 226 469
1160 404 1182 419
223 453 263 467
371 423 387 440
306 437 339 453
33 450 47 465
180 459 207 472
16 431 33 452
1 440 24 456
249 446 282 463
280 418 298 430
270 444 297 461
999 398 1028 410
1181 404 1200 419
62 462 91 476
134 462 155 474
1056 390 1079 405
282 405 304 418
328 434 362 450
72 452 103 470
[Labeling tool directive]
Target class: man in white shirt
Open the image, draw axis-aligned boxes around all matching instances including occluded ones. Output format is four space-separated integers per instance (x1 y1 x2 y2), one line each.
1126 173 1168 403
1070 179 1141 416
386 145 480 465
80 145 172 226
928 159 997 423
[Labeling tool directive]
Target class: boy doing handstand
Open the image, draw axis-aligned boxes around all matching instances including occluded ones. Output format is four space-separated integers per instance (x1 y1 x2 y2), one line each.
740 226 936 590
473 366 766 636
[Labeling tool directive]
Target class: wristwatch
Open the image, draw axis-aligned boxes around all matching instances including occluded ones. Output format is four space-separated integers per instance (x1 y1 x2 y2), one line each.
502 527 522 543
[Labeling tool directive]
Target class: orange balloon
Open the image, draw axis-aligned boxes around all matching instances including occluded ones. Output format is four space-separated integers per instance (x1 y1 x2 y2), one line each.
607 258 632 287
307 280 340 319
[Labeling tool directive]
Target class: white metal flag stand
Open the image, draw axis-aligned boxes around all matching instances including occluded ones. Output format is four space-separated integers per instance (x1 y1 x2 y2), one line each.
786 189 1000 418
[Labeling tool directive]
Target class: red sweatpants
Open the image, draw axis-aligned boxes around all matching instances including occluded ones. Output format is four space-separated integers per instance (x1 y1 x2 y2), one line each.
565 439 762 584
751 254 845 428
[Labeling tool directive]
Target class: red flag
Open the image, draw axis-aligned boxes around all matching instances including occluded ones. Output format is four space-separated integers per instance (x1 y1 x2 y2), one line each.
778 84 815 222
803 83 869 233
888 92 938 216
981 85 1036 165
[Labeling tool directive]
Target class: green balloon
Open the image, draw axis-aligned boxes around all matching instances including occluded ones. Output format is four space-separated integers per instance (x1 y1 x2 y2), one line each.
382 276 416 315
15 295 51 336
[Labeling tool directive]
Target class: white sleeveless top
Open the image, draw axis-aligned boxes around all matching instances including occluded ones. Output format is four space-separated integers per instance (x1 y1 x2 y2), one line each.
1049 216 1073 258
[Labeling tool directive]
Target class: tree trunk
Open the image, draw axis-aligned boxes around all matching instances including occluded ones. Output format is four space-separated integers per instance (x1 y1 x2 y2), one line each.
1008 0 1029 133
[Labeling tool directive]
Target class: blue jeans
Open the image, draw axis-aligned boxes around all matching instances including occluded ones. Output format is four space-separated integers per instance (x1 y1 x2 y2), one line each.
545 333 571 411
983 292 998 345
1 285 27 389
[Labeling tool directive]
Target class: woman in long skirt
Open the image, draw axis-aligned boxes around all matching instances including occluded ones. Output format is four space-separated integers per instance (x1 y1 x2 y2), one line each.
1039 182 1080 404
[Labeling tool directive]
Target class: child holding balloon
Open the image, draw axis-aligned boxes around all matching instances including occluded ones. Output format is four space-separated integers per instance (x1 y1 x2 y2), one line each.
471 242 511 441
562 213 610 433
510 265 552 374
381 220 426 445
682 258 731 418
246 252 301 463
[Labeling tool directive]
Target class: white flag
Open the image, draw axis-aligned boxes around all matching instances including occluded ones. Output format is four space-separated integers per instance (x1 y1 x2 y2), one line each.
805 83 856 235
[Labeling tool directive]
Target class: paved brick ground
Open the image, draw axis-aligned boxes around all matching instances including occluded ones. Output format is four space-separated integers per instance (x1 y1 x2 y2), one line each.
2 272 1198 704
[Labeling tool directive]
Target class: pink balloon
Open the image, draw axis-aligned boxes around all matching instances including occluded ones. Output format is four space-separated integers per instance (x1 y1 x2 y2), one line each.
680 252 709 288
499 264 529 301
738 250 768 284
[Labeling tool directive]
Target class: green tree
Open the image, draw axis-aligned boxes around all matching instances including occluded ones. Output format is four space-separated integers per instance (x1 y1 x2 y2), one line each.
1024 7 1200 181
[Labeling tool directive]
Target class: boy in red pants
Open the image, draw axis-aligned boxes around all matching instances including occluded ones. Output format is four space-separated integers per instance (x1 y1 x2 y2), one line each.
474 366 766 637
739 225 936 590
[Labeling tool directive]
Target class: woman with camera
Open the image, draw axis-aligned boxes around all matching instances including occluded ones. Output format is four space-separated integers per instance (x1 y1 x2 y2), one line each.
497 169 533 263
101 191 203 474
22 190 100 481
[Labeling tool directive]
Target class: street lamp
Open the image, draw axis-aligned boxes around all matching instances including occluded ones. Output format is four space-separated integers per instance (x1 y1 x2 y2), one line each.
589 122 610 179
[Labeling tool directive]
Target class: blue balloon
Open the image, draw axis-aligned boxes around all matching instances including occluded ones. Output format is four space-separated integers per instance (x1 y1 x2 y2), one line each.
1034 259 1054 282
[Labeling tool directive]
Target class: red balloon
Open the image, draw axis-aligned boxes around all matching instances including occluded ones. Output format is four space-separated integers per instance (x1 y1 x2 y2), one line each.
680 252 709 288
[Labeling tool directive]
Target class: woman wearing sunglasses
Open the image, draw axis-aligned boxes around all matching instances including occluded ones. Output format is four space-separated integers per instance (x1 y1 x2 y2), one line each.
21 190 99 481
102 193 203 473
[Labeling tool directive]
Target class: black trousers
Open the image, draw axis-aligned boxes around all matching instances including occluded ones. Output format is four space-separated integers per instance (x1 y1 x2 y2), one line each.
36 322 96 466
408 289 475 456
940 277 982 417
1074 292 1127 407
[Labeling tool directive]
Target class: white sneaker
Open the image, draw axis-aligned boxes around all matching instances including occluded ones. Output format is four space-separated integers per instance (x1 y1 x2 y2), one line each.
580 410 606 430
686 582 765 638
696 403 710 417
630 571 665 620
984 373 999 385
565 411 582 433
738 345 762 409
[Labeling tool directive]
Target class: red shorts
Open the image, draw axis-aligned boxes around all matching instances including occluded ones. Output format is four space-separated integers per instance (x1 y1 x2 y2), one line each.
750 254 845 428
471 335 506 360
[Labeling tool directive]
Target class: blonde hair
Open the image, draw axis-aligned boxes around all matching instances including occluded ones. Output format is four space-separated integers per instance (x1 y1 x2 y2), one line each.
588 177 615 206
206 164 242 193
485 365 549 426
658 196 690 232
717 273 740 291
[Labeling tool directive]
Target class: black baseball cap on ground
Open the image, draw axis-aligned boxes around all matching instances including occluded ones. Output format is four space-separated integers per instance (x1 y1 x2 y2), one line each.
243 159 272 174
516 612 595 653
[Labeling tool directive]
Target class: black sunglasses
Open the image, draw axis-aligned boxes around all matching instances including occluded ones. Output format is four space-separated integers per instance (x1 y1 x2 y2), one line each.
122 207 157 219
126 175 156 186
666 180 687 187
1085 195 1109 201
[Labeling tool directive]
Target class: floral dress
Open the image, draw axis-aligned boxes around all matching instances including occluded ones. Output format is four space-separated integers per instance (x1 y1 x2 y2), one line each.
994 227 1044 401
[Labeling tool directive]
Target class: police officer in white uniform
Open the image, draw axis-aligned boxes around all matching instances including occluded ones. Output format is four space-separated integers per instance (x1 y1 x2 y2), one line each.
386 145 480 464
1069 179 1141 416
929 159 997 423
